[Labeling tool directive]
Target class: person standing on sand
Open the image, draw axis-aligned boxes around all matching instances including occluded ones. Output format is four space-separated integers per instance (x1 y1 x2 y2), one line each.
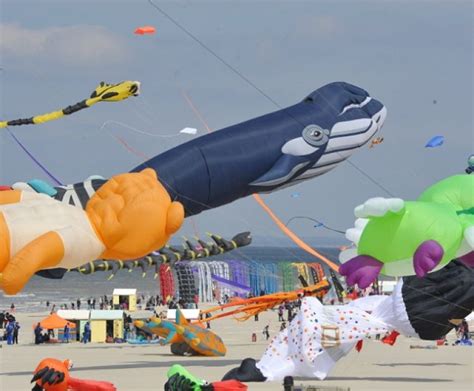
278 305 284 322
34 323 42 345
263 325 270 341
10 303 15 313
82 322 91 344
6 321 14 345
13 321 20 344
462 320 470 340
64 324 70 343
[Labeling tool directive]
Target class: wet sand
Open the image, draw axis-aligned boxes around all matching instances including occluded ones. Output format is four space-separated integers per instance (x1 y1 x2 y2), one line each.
1 309 472 390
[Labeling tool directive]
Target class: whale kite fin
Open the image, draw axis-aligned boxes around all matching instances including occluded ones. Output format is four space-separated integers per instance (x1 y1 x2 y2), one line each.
249 155 309 187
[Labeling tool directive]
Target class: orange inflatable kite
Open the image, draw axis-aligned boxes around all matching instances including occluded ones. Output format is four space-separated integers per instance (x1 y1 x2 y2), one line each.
0 168 184 294
199 280 330 323
31 358 116 391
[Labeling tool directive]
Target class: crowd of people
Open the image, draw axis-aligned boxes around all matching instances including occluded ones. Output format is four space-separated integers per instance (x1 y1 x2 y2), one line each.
33 321 91 345
3 287 472 349
47 296 114 312
0 310 20 345
43 294 182 313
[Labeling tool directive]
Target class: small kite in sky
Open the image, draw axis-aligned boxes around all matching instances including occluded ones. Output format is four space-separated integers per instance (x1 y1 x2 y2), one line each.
425 135 444 148
179 127 197 135
134 26 156 35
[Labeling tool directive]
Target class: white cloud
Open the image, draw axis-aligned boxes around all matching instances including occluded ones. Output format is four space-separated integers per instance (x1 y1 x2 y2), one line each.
0 23 127 67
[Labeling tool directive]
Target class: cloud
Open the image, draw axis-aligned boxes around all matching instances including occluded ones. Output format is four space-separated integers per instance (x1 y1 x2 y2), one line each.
0 23 128 67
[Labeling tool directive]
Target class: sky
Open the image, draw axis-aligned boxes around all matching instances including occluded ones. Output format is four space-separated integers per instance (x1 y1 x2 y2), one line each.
0 0 472 248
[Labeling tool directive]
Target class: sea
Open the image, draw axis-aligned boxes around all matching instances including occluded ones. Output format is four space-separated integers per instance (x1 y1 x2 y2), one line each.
0 246 341 312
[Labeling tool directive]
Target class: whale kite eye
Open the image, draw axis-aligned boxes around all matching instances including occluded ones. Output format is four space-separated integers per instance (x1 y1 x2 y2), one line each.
302 124 329 147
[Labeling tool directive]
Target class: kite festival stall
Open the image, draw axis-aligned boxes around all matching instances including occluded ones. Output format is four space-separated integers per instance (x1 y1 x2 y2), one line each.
56 310 90 342
90 310 124 343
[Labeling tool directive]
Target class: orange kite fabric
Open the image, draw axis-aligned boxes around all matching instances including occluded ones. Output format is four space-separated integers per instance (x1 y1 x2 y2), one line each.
253 194 340 271
32 358 116 391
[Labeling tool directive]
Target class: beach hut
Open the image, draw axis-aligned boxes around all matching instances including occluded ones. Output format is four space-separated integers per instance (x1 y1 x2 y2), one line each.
112 288 137 311
56 310 90 341
90 310 124 342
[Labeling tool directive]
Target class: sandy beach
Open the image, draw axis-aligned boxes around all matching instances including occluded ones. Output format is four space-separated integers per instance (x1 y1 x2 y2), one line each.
1 309 472 391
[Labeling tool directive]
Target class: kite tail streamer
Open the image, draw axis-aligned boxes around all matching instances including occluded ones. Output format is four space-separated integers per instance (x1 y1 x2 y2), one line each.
6 128 63 185
253 194 340 271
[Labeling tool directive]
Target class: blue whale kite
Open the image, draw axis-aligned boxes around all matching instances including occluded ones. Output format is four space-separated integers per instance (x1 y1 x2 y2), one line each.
6 82 386 279
33 82 386 216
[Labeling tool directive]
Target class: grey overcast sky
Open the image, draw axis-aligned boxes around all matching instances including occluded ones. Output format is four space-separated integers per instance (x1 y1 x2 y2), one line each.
0 0 472 247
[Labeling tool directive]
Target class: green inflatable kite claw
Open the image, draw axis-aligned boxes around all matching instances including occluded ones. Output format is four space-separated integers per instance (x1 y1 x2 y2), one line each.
339 175 474 288
166 364 206 391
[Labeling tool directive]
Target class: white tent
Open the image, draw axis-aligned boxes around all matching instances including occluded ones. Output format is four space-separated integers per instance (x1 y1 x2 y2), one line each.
113 288 137 296
57 310 90 320
166 309 200 321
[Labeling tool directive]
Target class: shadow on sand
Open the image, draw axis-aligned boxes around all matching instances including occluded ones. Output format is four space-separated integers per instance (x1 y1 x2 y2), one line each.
375 362 463 367
296 376 452 383
1 359 242 377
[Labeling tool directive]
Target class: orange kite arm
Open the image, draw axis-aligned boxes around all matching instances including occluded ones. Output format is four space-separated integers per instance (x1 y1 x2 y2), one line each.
0 231 65 294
